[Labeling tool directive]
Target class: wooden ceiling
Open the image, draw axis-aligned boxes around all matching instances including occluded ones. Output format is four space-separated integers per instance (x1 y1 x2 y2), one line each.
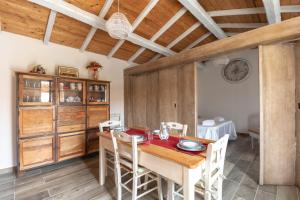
1 0 300 65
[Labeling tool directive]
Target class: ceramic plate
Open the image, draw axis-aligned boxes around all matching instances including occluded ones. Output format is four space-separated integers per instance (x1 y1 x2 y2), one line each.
177 140 206 152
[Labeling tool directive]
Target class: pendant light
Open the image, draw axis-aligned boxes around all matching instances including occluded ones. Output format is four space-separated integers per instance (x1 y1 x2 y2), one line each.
105 0 133 39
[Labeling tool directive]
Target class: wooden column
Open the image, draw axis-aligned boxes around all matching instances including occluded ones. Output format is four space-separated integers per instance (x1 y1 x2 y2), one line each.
259 44 296 185
295 42 300 187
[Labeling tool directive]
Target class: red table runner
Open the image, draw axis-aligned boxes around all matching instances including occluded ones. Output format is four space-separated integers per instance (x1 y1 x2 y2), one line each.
125 129 206 156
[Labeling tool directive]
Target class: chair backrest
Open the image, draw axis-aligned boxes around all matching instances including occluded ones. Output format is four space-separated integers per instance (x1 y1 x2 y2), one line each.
205 134 229 187
99 120 121 132
164 122 188 136
110 132 139 175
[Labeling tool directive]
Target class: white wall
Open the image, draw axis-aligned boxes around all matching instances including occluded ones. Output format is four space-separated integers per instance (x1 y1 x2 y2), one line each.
198 49 259 132
0 32 129 170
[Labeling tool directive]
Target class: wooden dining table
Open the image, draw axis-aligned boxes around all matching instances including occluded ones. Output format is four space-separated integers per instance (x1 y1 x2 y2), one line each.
98 130 214 200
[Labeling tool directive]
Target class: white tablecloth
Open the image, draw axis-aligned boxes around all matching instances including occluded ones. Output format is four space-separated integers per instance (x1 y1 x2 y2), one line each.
197 120 237 141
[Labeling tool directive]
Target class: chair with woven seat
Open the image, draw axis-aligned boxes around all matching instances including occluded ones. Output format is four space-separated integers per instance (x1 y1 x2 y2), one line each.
110 132 163 200
99 120 122 174
171 134 229 200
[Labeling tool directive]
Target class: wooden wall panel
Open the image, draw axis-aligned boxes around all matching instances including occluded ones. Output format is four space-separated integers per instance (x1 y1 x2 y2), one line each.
295 42 300 187
66 0 104 15
146 71 159 129
158 67 178 122
134 0 182 40
177 63 197 136
156 12 198 48
0 0 50 40
87 29 118 55
259 44 296 185
51 14 91 49
131 74 147 128
125 65 198 133
172 27 209 52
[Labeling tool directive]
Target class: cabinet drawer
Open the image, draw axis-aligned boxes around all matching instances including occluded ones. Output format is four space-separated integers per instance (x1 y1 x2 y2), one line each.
19 136 55 170
87 106 109 129
57 131 86 161
87 129 99 154
19 107 55 138
57 106 86 133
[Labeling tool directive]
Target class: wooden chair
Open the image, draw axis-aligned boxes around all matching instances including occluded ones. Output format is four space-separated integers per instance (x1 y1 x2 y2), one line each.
99 120 122 132
99 120 122 174
172 134 229 200
164 122 188 136
110 132 163 200
248 128 260 149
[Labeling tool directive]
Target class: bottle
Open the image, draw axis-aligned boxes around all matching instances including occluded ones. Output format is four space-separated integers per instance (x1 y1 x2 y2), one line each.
159 122 169 140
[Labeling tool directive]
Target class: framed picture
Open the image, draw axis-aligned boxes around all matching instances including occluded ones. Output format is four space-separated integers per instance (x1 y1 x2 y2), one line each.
57 66 79 78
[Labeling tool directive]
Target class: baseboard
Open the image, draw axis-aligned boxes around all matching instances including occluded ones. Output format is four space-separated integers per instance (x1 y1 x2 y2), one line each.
0 166 16 175
237 132 250 136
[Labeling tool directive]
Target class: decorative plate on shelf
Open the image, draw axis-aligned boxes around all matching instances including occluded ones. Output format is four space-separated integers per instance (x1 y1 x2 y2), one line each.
221 59 251 83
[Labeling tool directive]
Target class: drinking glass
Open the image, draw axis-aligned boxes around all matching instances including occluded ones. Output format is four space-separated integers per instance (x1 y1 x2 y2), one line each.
145 127 153 143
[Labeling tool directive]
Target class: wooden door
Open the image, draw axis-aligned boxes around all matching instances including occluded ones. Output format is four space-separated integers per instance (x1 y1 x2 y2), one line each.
19 136 55 170
86 129 99 154
57 131 86 161
57 106 86 133
158 67 178 122
87 106 109 129
19 107 55 138
131 74 147 128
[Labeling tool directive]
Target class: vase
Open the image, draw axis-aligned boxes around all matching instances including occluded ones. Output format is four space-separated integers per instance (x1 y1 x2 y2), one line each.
89 70 99 80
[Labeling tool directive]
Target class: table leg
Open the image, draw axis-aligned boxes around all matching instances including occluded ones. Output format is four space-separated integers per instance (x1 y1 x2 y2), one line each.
183 168 194 200
167 179 174 200
99 142 106 185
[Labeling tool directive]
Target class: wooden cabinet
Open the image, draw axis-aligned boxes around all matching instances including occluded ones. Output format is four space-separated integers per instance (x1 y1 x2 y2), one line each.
57 131 86 161
87 81 110 105
87 106 109 128
57 78 86 105
18 74 54 106
16 72 110 173
86 129 99 154
19 106 55 138
57 106 86 133
19 136 55 170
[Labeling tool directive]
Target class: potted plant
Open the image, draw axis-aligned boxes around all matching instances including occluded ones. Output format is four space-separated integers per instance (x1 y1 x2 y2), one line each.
86 61 103 80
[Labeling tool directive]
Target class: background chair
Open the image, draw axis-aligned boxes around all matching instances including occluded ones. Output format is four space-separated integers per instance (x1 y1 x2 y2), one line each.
110 132 163 200
164 122 188 136
172 134 229 200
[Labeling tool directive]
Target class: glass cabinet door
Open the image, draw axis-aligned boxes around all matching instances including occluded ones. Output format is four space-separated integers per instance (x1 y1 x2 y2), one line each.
58 79 86 105
87 81 109 105
19 75 53 106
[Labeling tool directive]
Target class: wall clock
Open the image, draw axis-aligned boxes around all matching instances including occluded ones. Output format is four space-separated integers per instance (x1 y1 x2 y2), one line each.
221 58 251 83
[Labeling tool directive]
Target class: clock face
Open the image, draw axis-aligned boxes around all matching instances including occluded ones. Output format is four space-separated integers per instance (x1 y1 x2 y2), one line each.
222 59 250 83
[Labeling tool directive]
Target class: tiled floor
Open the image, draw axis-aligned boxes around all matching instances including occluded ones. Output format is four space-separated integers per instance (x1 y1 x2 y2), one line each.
0 135 299 200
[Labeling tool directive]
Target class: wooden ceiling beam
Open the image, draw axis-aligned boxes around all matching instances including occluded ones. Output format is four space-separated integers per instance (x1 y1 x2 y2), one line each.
128 7 187 63
208 5 300 17
108 0 159 58
44 10 57 45
125 16 300 75
263 0 281 24
80 0 113 51
178 0 227 39
29 0 174 56
218 23 267 29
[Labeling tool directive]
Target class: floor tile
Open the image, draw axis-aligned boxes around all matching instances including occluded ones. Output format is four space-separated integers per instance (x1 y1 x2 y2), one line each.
233 184 257 200
255 188 276 200
277 186 298 200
